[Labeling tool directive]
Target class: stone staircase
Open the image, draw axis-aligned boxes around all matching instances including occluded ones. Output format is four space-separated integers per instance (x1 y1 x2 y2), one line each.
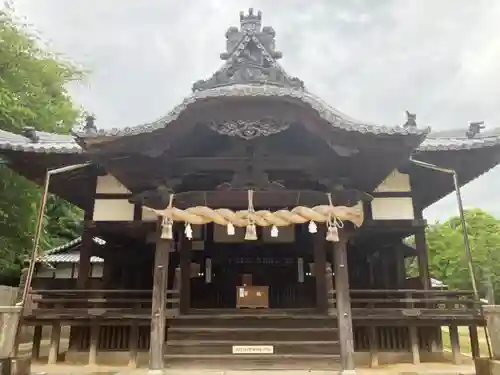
165 309 340 370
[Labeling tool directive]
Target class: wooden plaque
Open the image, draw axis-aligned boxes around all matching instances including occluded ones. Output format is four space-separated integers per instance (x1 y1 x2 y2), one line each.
236 286 269 308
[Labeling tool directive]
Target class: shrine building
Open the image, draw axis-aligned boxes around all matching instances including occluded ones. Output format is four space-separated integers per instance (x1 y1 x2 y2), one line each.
1 9 500 374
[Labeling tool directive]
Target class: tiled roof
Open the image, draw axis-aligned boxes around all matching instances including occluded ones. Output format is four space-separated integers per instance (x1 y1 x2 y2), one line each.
0 129 81 153
72 85 430 139
418 128 500 151
40 251 104 264
36 236 105 264
2 126 500 154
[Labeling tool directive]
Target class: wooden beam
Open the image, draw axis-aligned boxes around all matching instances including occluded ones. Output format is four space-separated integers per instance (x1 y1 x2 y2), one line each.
128 323 139 368
368 326 379 368
180 234 192 315
88 322 99 366
409 325 420 364
313 229 328 313
469 325 480 358
149 222 172 373
134 189 367 211
31 325 42 360
415 229 431 290
449 324 461 364
175 156 320 171
48 322 61 364
333 230 356 373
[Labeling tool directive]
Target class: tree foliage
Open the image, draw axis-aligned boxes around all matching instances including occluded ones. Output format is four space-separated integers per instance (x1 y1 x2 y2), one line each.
0 7 84 283
426 209 500 300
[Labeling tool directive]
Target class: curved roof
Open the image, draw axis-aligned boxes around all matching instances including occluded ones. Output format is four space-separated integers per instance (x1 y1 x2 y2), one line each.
73 85 429 141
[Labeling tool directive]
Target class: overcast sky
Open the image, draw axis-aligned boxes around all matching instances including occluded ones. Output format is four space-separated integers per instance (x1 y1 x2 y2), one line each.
9 0 500 222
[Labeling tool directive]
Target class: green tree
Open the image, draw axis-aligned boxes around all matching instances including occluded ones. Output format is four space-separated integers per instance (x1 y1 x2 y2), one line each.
0 6 84 282
426 209 500 300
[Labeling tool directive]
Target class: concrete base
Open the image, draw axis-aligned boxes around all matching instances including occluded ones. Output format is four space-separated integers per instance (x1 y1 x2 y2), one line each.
474 358 500 375
0 307 21 360
0 358 11 375
0 357 30 375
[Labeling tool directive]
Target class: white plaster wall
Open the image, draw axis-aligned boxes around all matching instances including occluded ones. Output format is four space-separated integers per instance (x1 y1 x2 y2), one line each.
35 266 55 278
142 207 158 222
371 197 415 220
93 199 135 221
91 264 104 278
374 170 411 192
96 174 130 194
54 264 73 279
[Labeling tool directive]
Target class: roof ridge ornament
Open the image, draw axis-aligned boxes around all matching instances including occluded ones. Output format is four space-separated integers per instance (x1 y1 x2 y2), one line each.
22 126 40 143
192 10 303 92
466 121 485 139
403 110 417 129
239 8 262 33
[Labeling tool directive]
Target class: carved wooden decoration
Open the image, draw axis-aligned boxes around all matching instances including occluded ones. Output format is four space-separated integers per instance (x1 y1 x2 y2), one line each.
206 119 290 140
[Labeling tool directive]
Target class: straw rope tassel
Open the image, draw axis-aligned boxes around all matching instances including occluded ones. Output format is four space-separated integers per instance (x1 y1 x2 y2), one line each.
147 194 363 233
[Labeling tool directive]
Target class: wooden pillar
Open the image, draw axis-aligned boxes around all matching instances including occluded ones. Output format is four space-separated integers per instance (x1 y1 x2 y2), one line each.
149 224 171 373
179 235 192 314
314 230 328 313
413 203 431 291
88 322 99 366
48 322 61 364
31 325 42 360
368 326 379 368
409 325 420 364
128 323 139 368
77 227 93 289
395 249 406 288
449 324 461 364
469 325 480 359
333 232 355 373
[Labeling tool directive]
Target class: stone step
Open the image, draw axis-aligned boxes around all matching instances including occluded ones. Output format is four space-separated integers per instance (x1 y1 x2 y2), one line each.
168 326 338 341
163 353 341 370
166 339 340 355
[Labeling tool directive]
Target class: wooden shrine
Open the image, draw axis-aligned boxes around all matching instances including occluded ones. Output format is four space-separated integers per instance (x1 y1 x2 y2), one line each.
1 8 500 374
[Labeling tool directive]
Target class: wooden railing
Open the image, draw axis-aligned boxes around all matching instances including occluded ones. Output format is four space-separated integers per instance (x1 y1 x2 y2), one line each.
328 289 484 322
25 289 180 320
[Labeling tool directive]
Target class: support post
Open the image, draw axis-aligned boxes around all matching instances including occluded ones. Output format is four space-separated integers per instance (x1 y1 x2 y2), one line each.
179 235 191 314
333 231 356 374
313 230 328 313
77 227 93 289
128 323 139 368
414 228 431 290
449 324 461 365
88 322 99 366
149 222 171 374
368 326 379 368
48 322 61 365
469 325 480 359
31 325 42 360
409 325 420 364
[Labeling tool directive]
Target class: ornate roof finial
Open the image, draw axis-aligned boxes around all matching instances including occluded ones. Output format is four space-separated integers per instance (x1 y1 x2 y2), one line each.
192 10 303 92
22 126 39 143
466 121 485 139
240 8 262 33
84 115 97 133
404 111 417 129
